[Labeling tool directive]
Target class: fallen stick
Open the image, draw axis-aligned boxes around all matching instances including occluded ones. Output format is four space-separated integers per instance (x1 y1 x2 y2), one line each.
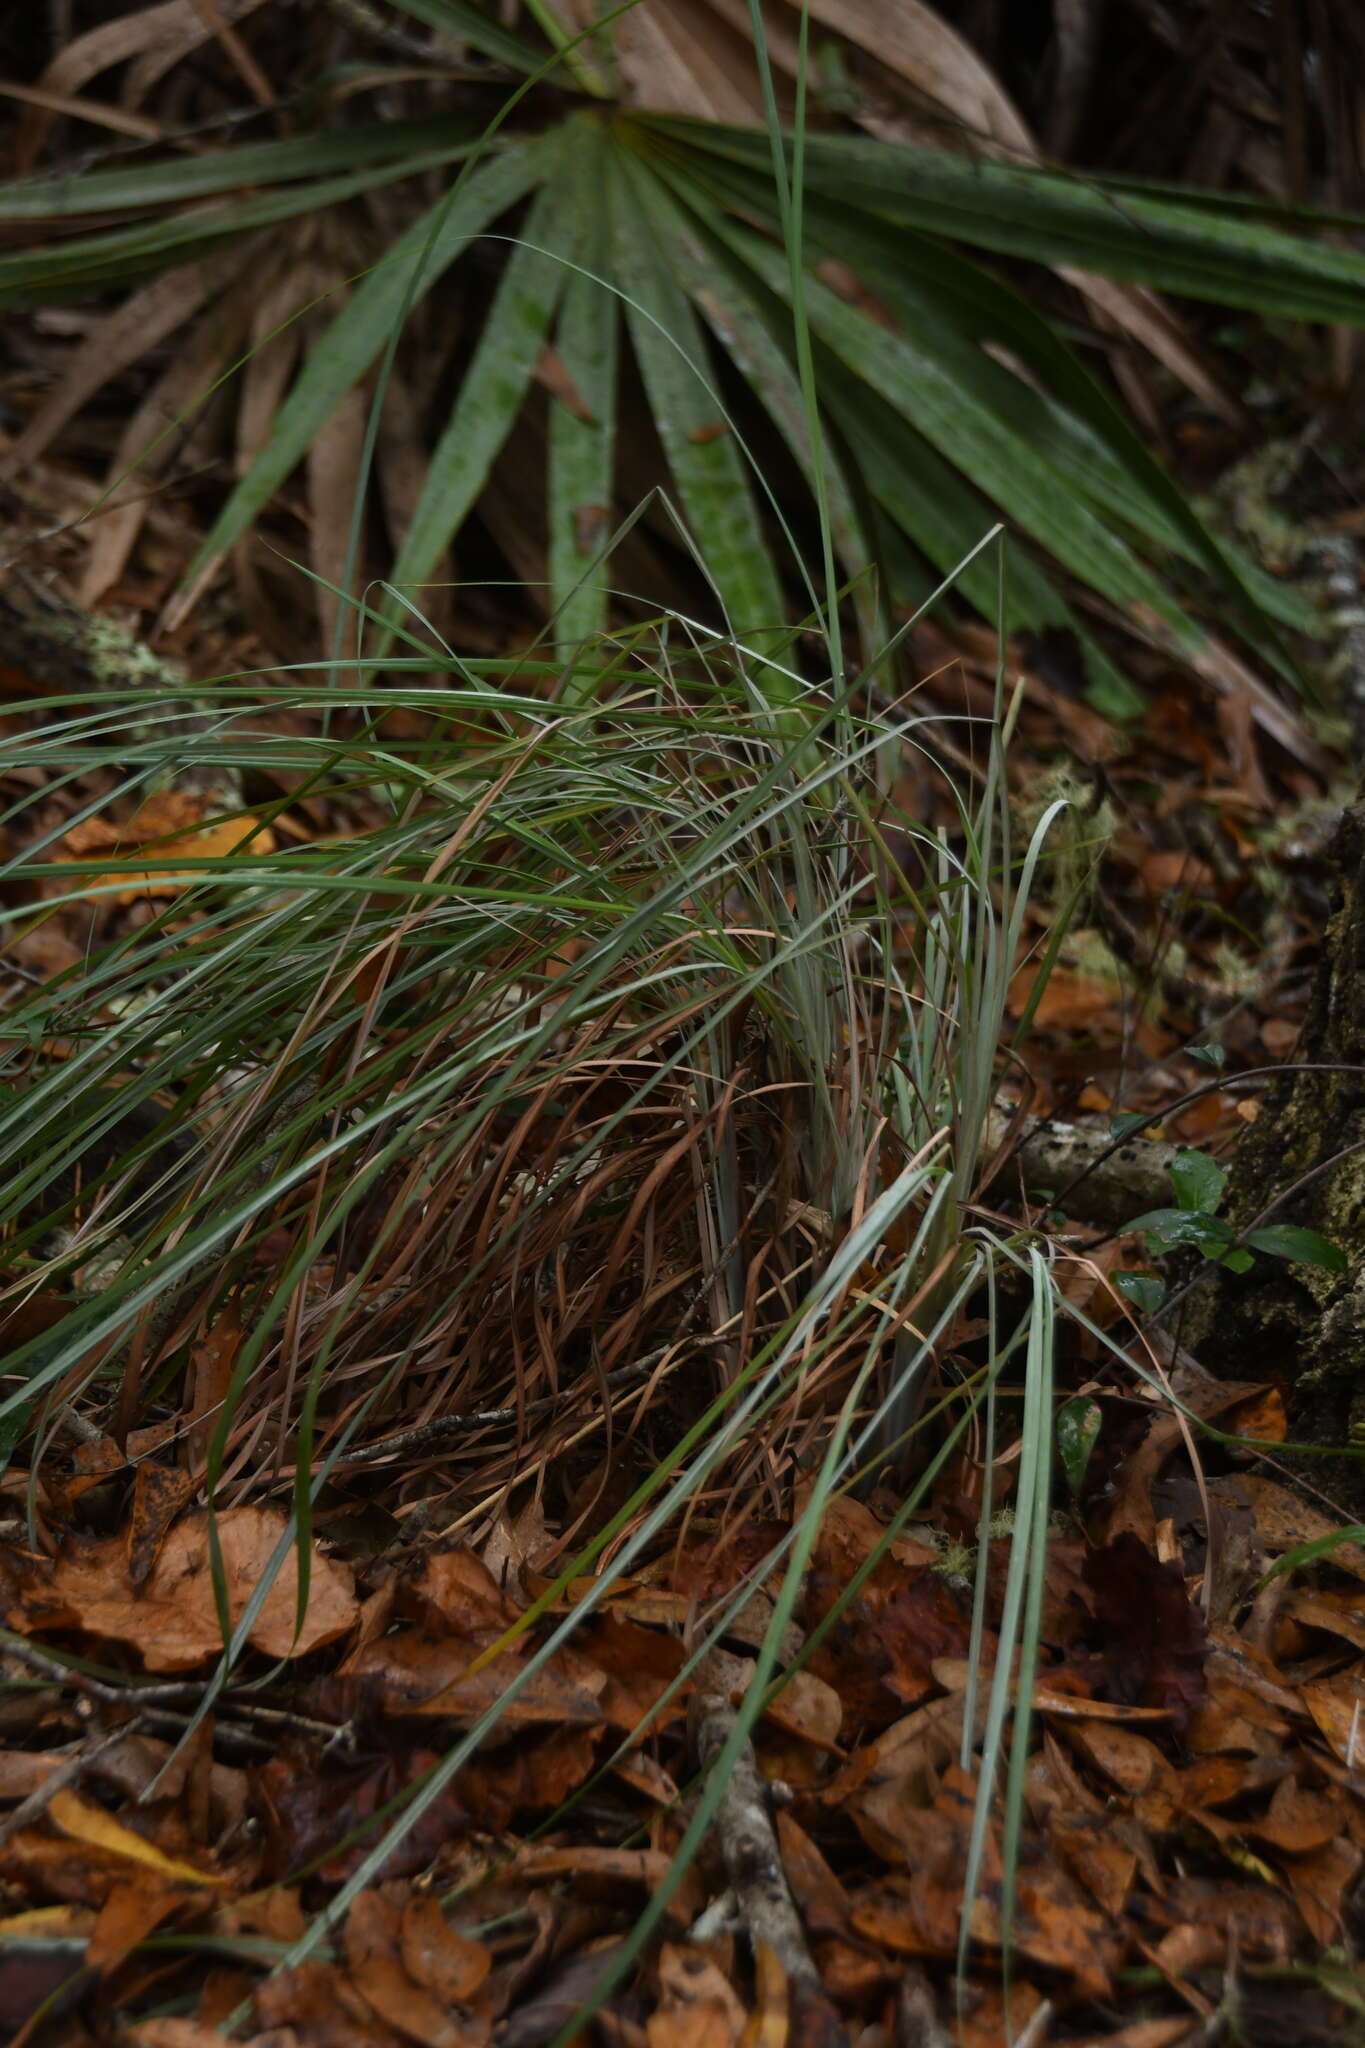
984 1103 1180 1231
691 1693 846 2040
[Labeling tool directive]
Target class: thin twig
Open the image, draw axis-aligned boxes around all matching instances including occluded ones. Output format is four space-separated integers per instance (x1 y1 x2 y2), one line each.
334 1342 702 1465
0 1719 142 1849
1 1633 204 1706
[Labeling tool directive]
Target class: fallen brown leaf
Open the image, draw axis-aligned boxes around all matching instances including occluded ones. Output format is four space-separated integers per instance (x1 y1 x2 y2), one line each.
1302 1669 1365 1766
8 1505 357 1671
344 1889 481 2048
399 1894 491 2008
648 1941 745 2047
126 1461 195 1586
87 1872 202 1974
1238 1476 1365 1580
1285 1833 1362 1945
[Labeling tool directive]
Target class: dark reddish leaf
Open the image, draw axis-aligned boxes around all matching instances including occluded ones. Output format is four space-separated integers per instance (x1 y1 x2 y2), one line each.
1071 1534 1208 1726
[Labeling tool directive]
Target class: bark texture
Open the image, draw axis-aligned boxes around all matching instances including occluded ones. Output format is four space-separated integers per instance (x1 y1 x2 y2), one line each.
1185 795 1365 1499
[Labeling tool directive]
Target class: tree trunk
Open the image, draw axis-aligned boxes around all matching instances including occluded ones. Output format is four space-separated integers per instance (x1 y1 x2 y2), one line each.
1184 793 1365 1505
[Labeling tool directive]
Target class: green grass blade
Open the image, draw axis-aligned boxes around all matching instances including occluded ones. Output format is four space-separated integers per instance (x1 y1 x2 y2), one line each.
745 0 842 690
644 152 1231 675
642 167 883 656
0 144 489 303
384 0 544 72
958 1247 1054 1997
791 208 1295 655
732 236 1212 653
825 377 1066 630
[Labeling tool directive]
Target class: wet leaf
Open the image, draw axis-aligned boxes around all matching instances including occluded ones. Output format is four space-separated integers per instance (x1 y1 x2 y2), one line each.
1244 1224 1347 1272
126 1462 195 1586
1168 1148 1226 1213
1128 1206 1232 1251
1114 1270 1166 1314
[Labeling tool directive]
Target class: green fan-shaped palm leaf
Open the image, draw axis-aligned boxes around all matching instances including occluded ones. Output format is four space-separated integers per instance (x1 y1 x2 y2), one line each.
4 13 1365 711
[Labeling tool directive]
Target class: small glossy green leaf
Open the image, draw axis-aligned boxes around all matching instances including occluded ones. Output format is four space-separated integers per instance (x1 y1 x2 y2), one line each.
1109 1111 1149 1140
1220 1247 1255 1273
1168 1149 1226 1214
1188 1042 1226 1068
1127 1206 1232 1251
1056 1396 1101 1497
1114 1270 1166 1314
1245 1224 1348 1273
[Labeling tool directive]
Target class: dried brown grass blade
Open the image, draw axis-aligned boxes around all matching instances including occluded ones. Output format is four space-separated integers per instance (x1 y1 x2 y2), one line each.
0 266 220 479
185 0 278 109
374 365 430 558
614 0 769 125
307 378 370 652
78 285 252 607
14 0 268 166
1058 271 1244 428
0 80 162 141
234 252 329 475
123 0 272 114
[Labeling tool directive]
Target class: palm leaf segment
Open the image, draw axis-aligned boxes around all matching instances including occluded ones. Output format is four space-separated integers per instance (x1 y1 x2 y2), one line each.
2 21 1363 712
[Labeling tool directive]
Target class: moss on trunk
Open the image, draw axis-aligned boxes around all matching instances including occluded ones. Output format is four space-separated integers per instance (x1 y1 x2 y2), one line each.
1185 797 1365 1501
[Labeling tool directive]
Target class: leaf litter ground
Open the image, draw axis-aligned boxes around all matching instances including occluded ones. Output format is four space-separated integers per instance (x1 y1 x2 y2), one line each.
4 1442 1365 2044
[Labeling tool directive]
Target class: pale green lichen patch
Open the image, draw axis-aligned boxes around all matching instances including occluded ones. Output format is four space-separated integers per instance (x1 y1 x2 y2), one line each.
82 612 186 692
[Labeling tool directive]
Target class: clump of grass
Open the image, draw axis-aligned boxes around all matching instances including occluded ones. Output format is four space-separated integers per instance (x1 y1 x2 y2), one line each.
0 537 1082 1995
1 545 1044 1493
